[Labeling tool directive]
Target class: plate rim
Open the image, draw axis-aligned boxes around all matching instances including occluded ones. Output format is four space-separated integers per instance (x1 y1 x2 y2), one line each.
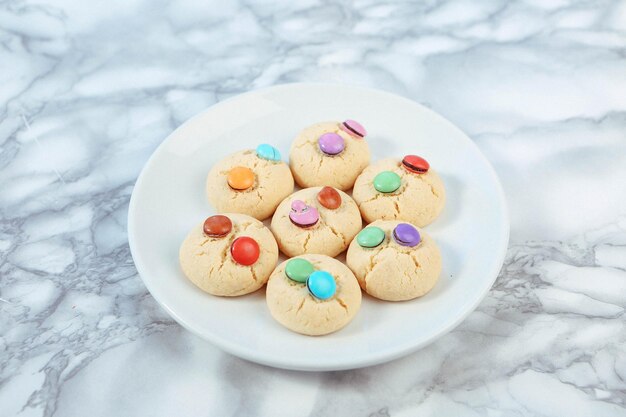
127 82 510 371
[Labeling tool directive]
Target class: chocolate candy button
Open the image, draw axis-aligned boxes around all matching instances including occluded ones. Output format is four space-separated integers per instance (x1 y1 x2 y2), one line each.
340 119 367 138
392 223 421 247
230 236 260 266
227 166 254 190
373 171 401 193
317 186 341 210
306 271 336 300
285 258 315 283
289 200 319 228
256 144 281 161
402 155 429 174
318 133 345 156
356 227 385 248
203 215 232 238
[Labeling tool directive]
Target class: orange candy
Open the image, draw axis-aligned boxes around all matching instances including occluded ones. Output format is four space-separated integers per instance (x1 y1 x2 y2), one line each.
227 166 254 190
317 186 342 210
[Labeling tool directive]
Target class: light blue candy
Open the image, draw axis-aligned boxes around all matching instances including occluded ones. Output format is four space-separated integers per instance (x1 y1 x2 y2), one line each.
306 271 336 300
256 144 281 161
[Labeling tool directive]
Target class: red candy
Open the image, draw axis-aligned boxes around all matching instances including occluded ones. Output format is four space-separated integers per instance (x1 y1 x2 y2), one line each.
230 236 260 266
402 155 430 174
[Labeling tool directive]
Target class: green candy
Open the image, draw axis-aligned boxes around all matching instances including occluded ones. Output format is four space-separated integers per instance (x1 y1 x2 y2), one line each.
373 171 401 193
285 258 315 283
356 227 385 248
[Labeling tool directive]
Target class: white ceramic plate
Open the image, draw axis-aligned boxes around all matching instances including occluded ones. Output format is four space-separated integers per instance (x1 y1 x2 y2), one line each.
128 83 509 371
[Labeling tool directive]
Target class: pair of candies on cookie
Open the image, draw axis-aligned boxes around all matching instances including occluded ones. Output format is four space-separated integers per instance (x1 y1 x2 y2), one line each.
356 222 421 248
317 119 367 156
224 144 282 192
372 155 430 193
284 258 336 301
203 215 260 266
288 186 342 228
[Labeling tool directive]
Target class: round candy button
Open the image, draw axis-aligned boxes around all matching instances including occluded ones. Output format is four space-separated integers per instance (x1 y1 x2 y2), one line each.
373 171 401 193
402 155 429 174
289 200 320 228
392 223 421 247
230 236 260 266
356 227 385 248
306 271 336 300
256 144 281 161
318 133 345 156
317 186 342 210
285 258 315 283
227 166 254 190
203 215 232 238
340 119 367 138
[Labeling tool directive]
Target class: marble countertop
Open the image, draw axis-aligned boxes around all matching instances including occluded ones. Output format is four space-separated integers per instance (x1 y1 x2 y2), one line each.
2 0 626 416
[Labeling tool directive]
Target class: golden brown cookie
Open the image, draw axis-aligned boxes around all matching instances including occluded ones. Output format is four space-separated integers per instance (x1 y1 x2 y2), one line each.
266 254 362 336
352 157 445 227
206 146 294 220
346 220 441 301
289 121 370 191
179 213 278 296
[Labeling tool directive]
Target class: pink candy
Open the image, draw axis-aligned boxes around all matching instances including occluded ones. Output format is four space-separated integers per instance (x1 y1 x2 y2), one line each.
289 200 319 228
340 119 367 138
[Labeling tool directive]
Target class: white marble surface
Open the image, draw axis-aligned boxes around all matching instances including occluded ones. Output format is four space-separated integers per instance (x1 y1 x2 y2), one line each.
1 0 626 415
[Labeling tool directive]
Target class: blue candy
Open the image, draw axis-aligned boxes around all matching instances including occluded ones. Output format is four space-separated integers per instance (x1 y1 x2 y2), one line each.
256 144 281 161
306 271 336 300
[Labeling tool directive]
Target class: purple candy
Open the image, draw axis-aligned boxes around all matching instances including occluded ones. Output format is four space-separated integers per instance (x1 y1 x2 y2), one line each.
340 119 367 138
318 133 345 156
392 223 421 247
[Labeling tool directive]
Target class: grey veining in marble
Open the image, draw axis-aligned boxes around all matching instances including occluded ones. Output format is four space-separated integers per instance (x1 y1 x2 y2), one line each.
1 0 626 416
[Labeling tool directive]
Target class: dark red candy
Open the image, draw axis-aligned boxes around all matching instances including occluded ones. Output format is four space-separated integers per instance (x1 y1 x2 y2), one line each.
402 155 430 174
203 215 232 238
230 236 260 266
317 186 342 210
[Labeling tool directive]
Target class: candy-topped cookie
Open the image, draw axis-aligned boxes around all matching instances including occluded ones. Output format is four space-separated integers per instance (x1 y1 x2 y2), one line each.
289 121 370 191
179 213 278 296
266 254 362 336
352 156 445 227
271 187 362 258
346 220 442 301
206 145 294 220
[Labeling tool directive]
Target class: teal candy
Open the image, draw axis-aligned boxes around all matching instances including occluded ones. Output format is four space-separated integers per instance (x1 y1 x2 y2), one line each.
285 258 315 283
356 227 385 248
373 171 401 193
256 144 281 161
306 271 336 300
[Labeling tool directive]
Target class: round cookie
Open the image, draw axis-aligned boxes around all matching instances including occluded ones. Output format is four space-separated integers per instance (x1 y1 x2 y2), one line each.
179 213 278 296
346 220 441 301
266 254 362 336
206 145 294 220
352 156 445 227
271 187 362 257
289 121 370 191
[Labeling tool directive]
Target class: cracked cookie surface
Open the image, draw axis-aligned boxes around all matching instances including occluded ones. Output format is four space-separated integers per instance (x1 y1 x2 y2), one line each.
271 187 362 257
289 121 370 191
346 220 442 301
206 150 294 220
266 254 362 336
352 158 445 227
179 213 278 296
